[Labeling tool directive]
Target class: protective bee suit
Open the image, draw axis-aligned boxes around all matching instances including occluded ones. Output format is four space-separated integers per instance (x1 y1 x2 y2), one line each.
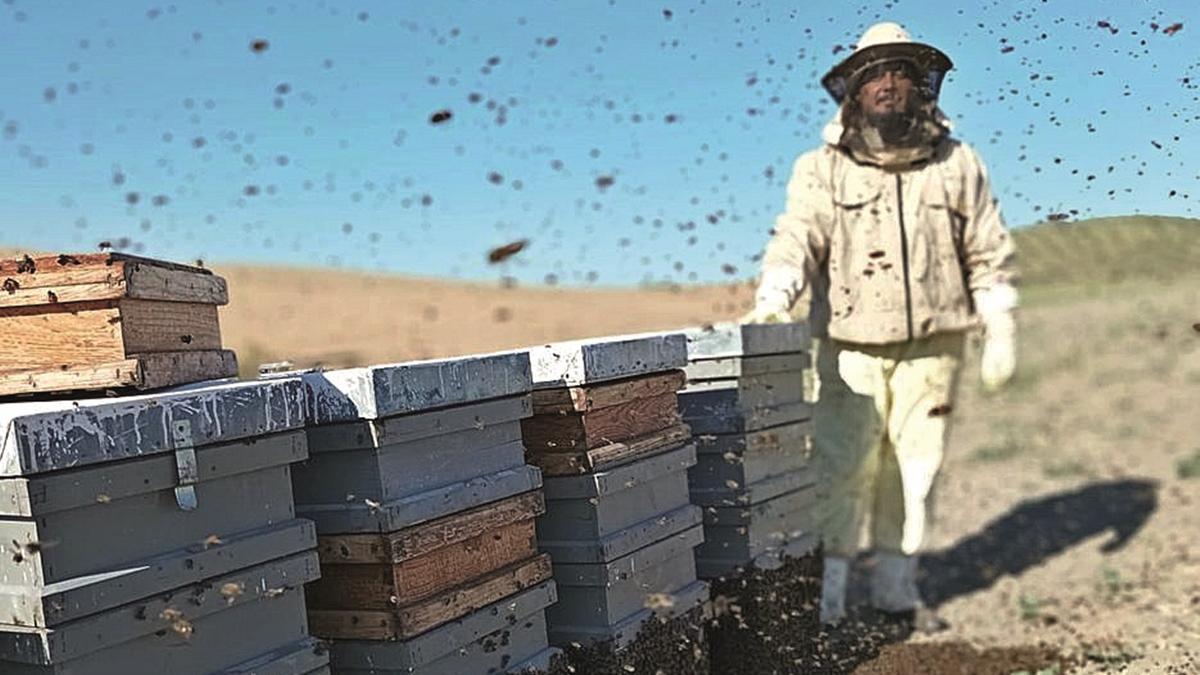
742 22 1018 631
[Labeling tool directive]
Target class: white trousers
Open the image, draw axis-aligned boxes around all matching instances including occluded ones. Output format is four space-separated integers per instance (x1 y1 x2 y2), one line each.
812 332 965 558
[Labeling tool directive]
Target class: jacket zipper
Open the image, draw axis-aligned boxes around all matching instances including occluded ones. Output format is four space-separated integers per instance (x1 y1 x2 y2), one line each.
895 173 914 341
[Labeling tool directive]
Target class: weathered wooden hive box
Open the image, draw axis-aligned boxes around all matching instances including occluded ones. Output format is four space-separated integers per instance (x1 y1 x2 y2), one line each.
0 378 327 674
0 253 237 397
680 323 823 675
679 322 819 576
279 351 560 673
326 581 559 675
523 333 709 674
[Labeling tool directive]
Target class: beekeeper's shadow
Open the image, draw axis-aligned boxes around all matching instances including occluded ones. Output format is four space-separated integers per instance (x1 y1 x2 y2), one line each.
918 478 1159 607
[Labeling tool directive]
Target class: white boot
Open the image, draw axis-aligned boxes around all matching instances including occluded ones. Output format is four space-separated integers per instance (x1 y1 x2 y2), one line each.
820 556 850 625
870 552 949 633
869 551 920 612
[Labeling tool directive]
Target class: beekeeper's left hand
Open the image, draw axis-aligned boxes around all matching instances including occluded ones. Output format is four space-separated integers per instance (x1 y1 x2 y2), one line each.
975 285 1018 392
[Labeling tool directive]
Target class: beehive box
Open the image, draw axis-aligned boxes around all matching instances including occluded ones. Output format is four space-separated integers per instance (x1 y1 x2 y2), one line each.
0 253 237 397
525 370 690 476
305 491 552 642
693 483 820 578
679 322 811 435
548 523 704 636
537 443 697 542
328 581 560 674
0 378 324 673
689 421 811 492
524 333 709 661
555 586 710 675
282 353 542 535
676 322 818 576
278 352 560 670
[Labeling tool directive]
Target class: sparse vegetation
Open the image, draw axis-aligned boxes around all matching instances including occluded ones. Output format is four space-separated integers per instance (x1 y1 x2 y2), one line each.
1176 449 1200 480
1017 593 1043 622
972 434 1023 462
1042 459 1090 479
1014 216 1200 289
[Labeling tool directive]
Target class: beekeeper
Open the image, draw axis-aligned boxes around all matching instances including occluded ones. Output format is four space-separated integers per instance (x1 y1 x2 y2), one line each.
742 22 1018 632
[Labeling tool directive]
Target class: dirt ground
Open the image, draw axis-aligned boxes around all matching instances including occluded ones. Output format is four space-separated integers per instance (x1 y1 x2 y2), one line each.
213 265 1199 674
833 277 1200 674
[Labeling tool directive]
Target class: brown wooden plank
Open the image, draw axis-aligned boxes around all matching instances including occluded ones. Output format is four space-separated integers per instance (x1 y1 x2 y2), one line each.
521 391 681 452
134 349 238 389
0 358 140 397
125 259 228 305
0 253 224 307
391 519 536 606
307 519 537 610
317 491 545 564
396 554 550 638
0 281 126 308
0 300 124 371
0 350 238 397
118 299 223 353
0 253 126 291
531 370 686 414
307 554 553 640
0 252 210 276
530 424 692 476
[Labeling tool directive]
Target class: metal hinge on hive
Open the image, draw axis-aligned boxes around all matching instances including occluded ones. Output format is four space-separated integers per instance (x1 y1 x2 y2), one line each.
170 419 199 510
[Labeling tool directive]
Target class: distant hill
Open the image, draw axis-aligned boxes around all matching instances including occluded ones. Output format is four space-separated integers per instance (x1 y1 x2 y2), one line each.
1012 215 1200 287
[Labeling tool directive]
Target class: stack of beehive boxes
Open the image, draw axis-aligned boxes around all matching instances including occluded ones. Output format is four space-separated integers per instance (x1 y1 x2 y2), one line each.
0 253 237 397
522 333 709 675
0 378 328 674
282 352 561 674
679 322 823 674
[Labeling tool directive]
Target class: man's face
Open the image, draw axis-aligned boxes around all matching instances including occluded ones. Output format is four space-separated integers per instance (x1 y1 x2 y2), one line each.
854 62 916 121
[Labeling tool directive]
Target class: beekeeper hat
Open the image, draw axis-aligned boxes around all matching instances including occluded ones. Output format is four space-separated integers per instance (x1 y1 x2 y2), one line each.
821 22 953 103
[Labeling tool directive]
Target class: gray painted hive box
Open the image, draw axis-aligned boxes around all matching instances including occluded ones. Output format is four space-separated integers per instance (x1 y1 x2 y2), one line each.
1 553 324 673
678 322 812 434
681 322 810 361
678 372 806 419
3 574 322 673
550 578 709 649
286 351 534 423
548 523 704 637
681 399 811 435
689 455 816 508
538 444 696 543
690 420 812 491
694 483 820 578
0 379 312 630
540 500 703 566
525 332 687 388
328 581 559 675
277 355 542 534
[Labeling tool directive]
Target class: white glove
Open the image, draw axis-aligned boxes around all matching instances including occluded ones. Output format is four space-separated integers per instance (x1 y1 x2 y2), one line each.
743 267 803 325
974 285 1018 392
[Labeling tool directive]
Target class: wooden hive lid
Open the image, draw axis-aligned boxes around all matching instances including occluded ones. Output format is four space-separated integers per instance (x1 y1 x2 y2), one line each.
263 350 533 424
681 321 810 360
526 331 687 388
0 378 307 476
0 252 228 308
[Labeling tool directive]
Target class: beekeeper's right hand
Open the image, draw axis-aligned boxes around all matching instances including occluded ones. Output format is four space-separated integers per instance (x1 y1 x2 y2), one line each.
742 268 802 325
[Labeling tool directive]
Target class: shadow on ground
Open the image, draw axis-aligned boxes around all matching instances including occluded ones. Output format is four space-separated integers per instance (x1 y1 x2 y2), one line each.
804 478 1160 675
920 478 1158 607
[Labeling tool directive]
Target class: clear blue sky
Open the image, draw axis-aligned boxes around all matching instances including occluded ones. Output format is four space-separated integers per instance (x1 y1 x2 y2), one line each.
0 1 1196 285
